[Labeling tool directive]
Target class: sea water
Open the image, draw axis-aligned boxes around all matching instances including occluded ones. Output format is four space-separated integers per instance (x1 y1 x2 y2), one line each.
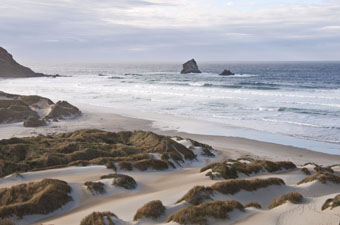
1 61 339 154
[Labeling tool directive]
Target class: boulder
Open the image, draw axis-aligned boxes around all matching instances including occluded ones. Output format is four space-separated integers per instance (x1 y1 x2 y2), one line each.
46 101 81 120
0 47 46 78
219 69 235 76
181 59 201 74
23 116 47 127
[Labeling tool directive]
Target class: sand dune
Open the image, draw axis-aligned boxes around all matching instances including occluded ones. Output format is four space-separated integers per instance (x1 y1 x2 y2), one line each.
0 106 340 225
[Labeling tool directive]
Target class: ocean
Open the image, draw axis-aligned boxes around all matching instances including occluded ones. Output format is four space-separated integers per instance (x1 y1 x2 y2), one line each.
1 61 339 154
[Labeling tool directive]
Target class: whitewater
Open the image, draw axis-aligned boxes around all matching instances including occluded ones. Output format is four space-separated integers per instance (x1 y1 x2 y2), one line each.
0 61 339 154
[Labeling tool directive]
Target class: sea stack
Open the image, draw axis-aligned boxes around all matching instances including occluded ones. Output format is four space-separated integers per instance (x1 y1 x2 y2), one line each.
181 59 201 74
0 47 45 78
219 69 235 76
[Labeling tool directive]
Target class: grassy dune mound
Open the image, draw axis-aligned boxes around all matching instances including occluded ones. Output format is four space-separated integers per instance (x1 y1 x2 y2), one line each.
80 211 117 225
0 129 214 177
177 186 214 205
201 159 296 180
211 178 285 195
84 181 105 195
297 171 340 185
0 179 72 218
167 200 244 225
244 201 262 209
0 91 81 126
177 178 284 205
111 174 137 190
268 192 303 209
133 200 166 221
322 194 340 210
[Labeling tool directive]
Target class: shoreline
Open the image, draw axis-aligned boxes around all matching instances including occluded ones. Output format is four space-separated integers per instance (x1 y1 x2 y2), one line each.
1 104 340 165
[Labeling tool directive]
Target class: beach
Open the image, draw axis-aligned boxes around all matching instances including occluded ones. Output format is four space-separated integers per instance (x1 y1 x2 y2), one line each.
1 103 340 225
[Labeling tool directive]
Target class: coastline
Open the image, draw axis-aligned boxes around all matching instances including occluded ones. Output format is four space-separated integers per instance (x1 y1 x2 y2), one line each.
1 103 339 165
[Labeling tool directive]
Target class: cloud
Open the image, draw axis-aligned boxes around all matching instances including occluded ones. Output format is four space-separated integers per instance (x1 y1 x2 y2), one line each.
0 0 340 61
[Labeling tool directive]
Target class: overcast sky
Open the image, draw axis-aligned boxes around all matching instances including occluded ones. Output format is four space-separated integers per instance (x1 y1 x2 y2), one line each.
1 0 340 62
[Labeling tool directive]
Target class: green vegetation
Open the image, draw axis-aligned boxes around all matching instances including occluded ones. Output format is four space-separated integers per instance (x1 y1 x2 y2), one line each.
111 174 137 190
0 179 72 218
211 178 285 195
0 129 214 177
133 200 166 221
177 186 214 205
268 192 303 209
84 181 105 194
176 178 284 206
244 202 262 209
80 211 117 225
201 159 296 180
297 171 340 185
167 200 244 225
322 194 340 210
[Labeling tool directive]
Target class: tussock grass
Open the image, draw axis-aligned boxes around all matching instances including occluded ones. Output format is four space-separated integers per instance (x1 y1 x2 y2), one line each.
297 171 340 185
133 200 166 221
268 192 303 209
322 194 340 210
301 167 311 175
132 159 169 171
112 174 137 190
177 186 214 205
167 200 244 225
244 202 262 209
0 179 72 218
84 181 105 194
211 178 285 195
80 211 117 225
0 129 211 177
201 160 296 180
0 219 15 225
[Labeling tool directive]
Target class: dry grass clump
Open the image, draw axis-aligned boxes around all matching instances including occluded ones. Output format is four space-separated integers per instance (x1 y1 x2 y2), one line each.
297 171 340 185
244 201 262 209
268 192 303 209
0 178 72 218
301 167 311 175
133 200 166 221
167 200 244 225
322 194 340 210
0 219 15 225
0 129 211 177
177 186 214 205
314 166 334 173
201 160 296 180
132 159 169 171
211 178 285 195
80 211 117 225
111 174 137 190
84 181 105 194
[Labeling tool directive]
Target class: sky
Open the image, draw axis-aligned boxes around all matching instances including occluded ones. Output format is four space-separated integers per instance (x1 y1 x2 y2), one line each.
1 0 340 62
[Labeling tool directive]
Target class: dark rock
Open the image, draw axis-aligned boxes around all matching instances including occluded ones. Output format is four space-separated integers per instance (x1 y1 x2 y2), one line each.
23 116 47 127
46 101 81 120
0 47 46 78
181 59 201 74
219 69 235 76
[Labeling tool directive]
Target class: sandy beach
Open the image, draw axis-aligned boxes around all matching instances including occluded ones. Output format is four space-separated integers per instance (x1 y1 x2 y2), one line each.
1 104 340 225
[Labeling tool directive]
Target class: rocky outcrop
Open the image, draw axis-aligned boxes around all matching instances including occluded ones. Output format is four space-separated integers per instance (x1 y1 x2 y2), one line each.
219 69 235 76
46 101 81 120
0 47 46 78
0 91 81 127
181 59 201 74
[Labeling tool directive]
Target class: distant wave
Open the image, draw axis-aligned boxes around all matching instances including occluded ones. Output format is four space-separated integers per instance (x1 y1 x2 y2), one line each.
261 118 337 129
